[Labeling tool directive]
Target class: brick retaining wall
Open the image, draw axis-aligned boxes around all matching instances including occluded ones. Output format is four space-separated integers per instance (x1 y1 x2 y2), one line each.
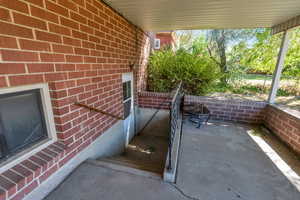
138 92 267 124
264 105 300 155
184 95 267 124
138 91 300 155
138 91 171 109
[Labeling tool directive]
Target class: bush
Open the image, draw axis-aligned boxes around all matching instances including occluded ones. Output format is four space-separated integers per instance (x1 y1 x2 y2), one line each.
148 49 220 95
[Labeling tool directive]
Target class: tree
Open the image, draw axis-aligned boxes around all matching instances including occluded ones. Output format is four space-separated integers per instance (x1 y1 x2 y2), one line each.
174 30 194 50
206 29 257 82
148 48 220 95
242 27 300 78
241 29 282 74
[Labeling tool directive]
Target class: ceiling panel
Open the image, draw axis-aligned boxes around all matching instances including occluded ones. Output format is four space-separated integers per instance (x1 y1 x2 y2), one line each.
103 0 300 31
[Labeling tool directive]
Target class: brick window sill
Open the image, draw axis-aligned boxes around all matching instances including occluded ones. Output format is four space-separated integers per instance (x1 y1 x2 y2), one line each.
0 142 66 200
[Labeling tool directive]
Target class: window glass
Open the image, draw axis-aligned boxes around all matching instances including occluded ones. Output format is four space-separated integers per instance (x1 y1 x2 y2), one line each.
123 81 131 101
123 100 131 119
123 81 132 118
0 89 48 160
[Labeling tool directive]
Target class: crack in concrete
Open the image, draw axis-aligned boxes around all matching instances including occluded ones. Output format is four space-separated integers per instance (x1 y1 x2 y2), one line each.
169 182 250 200
168 183 202 200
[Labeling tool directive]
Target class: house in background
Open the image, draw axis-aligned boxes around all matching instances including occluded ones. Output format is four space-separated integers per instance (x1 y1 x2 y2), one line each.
153 31 175 50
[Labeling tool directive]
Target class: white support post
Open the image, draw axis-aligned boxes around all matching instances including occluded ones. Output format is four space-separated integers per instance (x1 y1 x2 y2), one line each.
268 30 290 104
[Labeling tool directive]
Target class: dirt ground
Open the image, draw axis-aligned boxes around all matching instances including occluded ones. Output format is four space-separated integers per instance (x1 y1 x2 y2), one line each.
209 78 300 111
209 92 300 110
253 126 300 176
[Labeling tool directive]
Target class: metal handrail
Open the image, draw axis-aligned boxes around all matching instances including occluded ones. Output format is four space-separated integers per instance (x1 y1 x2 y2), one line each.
167 82 183 170
74 102 124 120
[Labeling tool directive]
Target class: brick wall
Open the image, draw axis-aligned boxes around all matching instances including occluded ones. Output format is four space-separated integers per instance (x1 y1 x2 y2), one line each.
155 32 174 49
0 0 150 199
184 95 267 124
264 105 300 155
138 92 300 155
138 91 171 109
138 92 267 124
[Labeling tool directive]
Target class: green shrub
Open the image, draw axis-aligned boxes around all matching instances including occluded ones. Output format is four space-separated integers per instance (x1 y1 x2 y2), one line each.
148 49 220 95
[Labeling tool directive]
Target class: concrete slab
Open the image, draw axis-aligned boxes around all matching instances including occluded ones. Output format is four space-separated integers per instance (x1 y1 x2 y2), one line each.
44 120 300 200
176 121 300 200
44 162 186 200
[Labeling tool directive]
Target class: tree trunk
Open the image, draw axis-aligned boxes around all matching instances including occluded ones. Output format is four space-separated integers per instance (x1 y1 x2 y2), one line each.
217 30 227 83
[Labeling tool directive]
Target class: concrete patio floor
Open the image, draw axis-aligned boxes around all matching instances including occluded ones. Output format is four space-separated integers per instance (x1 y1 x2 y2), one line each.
44 118 300 200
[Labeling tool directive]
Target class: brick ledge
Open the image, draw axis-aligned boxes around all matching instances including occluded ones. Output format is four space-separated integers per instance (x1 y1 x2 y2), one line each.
268 104 300 120
0 142 66 200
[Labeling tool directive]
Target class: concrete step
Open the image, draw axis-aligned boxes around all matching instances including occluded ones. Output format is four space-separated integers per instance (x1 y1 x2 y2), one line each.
101 156 163 174
121 145 167 165
116 156 162 169
88 159 161 180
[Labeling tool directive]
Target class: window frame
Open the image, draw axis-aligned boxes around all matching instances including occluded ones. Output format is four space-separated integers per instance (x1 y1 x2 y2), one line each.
0 83 57 173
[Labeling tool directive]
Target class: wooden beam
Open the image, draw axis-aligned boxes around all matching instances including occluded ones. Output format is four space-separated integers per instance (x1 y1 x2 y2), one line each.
268 31 290 104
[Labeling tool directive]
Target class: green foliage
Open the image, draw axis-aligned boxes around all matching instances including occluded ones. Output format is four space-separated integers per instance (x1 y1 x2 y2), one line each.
199 29 259 85
239 28 300 78
284 28 300 81
226 42 250 85
174 30 194 50
240 29 282 74
149 28 300 99
191 36 209 57
148 48 220 95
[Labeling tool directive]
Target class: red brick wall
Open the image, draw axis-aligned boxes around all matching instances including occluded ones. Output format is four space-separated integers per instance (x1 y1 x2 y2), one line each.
0 0 150 199
138 92 267 124
264 105 300 155
138 92 300 155
184 95 267 124
138 91 171 109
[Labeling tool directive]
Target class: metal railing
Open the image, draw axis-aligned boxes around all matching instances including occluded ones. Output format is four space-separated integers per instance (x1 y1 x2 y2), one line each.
167 82 184 170
74 102 124 120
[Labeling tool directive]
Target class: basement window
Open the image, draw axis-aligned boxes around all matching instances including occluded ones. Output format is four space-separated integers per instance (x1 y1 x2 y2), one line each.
0 84 57 171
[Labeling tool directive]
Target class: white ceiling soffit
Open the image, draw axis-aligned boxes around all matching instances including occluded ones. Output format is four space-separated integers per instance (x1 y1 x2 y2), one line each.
103 0 300 31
